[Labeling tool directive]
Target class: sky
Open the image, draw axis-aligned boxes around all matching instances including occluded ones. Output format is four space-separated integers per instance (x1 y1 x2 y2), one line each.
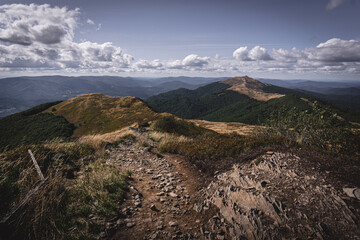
0 0 360 80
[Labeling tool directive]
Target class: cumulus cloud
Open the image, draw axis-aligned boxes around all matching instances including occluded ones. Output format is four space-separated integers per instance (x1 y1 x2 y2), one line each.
134 59 163 69
249 46 272 61
233 47 250 61
233 46 272 61
230 38 360 75
326 0 346 10
0 4 133 71
167 54 210 69
0 4 359 77
307 38 360 62
0 4 78 45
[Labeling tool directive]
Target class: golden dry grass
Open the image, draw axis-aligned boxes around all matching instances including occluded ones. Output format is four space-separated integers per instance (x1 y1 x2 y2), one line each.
221 76 285 101
189 119 260 136
78 127 135 155
44 94 162 137
149 131 191 151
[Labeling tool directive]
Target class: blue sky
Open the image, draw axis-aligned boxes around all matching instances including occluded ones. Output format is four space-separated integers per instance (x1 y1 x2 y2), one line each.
0 0 360 80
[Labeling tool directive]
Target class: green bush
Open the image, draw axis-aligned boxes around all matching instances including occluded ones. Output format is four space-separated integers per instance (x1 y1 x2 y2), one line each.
151 116 213 137
257 102 360 162
0 107 75 152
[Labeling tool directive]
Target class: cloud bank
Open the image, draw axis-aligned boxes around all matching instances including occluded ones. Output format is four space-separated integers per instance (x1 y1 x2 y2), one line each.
0 4 132 72
0 4 359 78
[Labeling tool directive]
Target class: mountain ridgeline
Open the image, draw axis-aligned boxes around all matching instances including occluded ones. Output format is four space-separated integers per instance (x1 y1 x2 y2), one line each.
0 94 167 151
147 76 317 124
0 76 227 118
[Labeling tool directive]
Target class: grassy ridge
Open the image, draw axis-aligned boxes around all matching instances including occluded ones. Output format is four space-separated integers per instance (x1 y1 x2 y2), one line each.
47 94 163 137
0 101 75 152
147 82 312 124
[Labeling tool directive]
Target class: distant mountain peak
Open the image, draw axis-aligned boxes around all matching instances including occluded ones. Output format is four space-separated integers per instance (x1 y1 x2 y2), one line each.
221 76 285 101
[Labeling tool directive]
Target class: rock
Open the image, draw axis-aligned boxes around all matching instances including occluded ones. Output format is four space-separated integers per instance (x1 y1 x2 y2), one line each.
343 188 357 198
150 204 158 211
148 232 158 240
169 192 178 198
135 201 142 207
126 222 135 228
116 219 124 226
169 221 178 227
99 232 107 238
354 189 360 200
122 207 131 215
156 222 165 230
152 174 163 179
157 192 165 196
261 181 268 188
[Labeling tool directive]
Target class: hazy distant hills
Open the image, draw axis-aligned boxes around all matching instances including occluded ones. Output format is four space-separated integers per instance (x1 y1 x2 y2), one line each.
1 75 359 118
0 76 226 118
259 78 360 109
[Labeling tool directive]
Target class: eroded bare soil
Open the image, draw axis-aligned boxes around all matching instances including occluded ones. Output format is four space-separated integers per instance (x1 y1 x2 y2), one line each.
101 128 360 240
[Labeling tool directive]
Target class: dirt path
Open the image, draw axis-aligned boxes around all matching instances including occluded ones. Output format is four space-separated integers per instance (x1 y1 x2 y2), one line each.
97 128 360 239
105 129 230 240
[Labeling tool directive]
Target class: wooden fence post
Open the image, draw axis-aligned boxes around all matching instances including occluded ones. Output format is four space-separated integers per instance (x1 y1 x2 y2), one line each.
28 149 45 181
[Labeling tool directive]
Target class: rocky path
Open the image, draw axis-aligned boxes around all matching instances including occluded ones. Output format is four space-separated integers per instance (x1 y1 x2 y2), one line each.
204 151 360 240
105 129 230 240
99 129 360 240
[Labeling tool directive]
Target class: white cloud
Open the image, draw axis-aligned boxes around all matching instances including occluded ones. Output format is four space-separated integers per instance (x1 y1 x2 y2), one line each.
233 46 272 61
233 47 250 61
0 4 78 45
96 24 102 31
326 0 346 10
231 38 360 75
182 54 210 67
307 38 360 62
134 59 163 69
87 19 95 25
248 46 272 61
166 54 210 69
0 4 132 72
0 4 359 78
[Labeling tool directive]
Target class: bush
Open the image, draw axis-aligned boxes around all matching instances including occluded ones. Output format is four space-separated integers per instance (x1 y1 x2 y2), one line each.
151 116 213 137
0 111 75 152
256 102 360 162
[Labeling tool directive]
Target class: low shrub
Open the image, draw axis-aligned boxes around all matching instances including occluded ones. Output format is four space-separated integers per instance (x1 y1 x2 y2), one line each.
255 102 360 163
151 116 213 137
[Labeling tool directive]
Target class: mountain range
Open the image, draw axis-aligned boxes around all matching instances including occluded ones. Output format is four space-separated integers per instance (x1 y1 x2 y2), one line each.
147 76 360 124
0 76 227 118
1 75 359 118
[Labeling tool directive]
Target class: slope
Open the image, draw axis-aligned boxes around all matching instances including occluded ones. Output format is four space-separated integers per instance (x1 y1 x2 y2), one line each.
0 101 74 151
0 76 203 118
147 76 312 124
46 93 165 137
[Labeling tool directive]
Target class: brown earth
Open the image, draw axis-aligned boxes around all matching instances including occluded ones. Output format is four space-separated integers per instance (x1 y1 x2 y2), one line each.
221 76 285 101
99 128 360 240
